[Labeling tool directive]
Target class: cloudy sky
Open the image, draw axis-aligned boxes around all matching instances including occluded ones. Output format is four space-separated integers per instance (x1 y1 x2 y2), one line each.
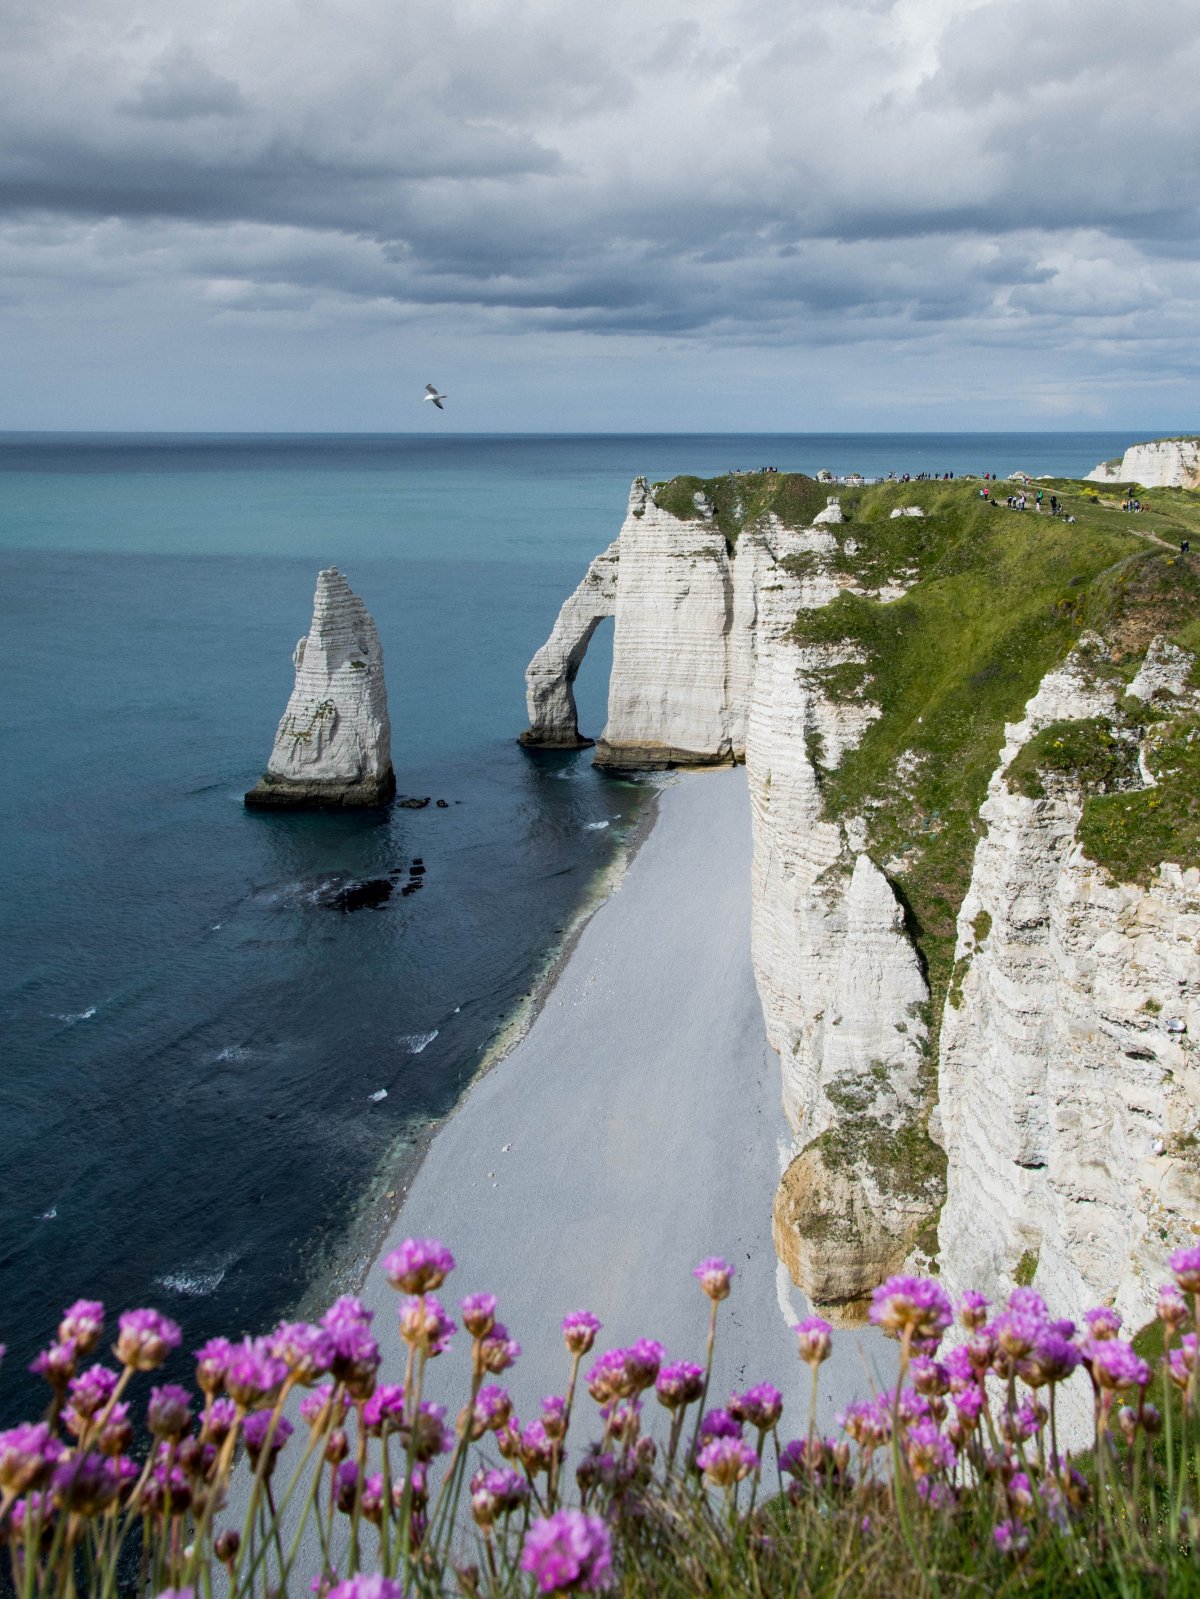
3 0 1198 431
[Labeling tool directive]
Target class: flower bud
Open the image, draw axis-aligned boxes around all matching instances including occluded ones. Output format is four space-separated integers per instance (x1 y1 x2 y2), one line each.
214 1528 240 1562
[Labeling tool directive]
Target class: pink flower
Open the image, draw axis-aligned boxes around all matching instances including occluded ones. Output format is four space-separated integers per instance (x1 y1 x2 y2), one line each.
541 1395 569 1440
479 1322 520 1373
520 1508 613 1593
195 1338 233 1395
384 1238 455 1295
362 1384 406 1433
693 1257 735 1302
59 1300 105 1354
623 1339 665 1391
696 1435 757 1487
869 1277 952 1344
147 1385 192 1440
470 1466 528 1527
225 1338 288 1408
1083 1306 1122 1341
114 1309 181 1372
796 1315 832 1366
586 1349 629 1405
655 1360 704 1409
461 1293 497 1338
729 1382 782 1431
472 1385 513 1434
994 1519 1029 1555
270 1322 335 1383
698 1408 743 1441
1171 1244 1200 1295
1088 1340 1150 1392
562 1311 601 1356
326 1578 409 1599
958 1290 989 1329
396 1296 450 1355
0 1423 63 1495
1158 1282 1189 1329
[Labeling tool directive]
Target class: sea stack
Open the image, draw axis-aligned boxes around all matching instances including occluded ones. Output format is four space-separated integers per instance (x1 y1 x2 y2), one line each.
245 567 395 809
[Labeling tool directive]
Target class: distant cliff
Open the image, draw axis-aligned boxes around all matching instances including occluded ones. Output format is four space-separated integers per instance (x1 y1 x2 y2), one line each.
1087 437 1200 489
524 470 1200 1332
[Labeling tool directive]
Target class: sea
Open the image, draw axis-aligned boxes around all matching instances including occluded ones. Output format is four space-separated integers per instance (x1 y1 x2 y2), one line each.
0 431 1132 1417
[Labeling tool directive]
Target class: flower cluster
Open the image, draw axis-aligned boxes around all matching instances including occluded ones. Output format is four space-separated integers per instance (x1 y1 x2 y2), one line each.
2 1242 1198 1596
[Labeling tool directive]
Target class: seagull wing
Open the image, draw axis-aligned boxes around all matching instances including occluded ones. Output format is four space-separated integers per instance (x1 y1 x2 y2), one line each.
425 383 439 397
432 398 444 410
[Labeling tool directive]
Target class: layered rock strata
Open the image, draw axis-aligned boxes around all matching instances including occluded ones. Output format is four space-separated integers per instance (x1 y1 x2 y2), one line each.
246 568 395 809
938 636 1200 1358
525 472 1200 1332
524 479 941 1305
519 541 619 749
1086 437 1200 489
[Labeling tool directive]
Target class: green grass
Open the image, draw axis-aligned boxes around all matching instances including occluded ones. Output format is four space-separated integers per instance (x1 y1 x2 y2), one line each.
789 481 1142 1022
649 472 831 541
1007 718 1141 801
1079 714 1200 884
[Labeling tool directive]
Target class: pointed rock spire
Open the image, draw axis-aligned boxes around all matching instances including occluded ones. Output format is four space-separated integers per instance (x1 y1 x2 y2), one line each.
245 567 395 809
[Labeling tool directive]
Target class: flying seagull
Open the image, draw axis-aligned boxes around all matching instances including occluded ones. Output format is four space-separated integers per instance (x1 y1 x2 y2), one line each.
423 383 448 411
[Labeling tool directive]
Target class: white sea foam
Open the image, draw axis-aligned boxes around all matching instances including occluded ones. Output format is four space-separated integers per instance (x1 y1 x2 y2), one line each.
584 820 609 830
399 1030 438 1054
214 1045 257 1063
55 1006 97 1024
155 1262 229 1298
38 1206 58 1221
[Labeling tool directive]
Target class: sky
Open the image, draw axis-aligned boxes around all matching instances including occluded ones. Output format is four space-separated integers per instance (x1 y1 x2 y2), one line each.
3 0 1199 432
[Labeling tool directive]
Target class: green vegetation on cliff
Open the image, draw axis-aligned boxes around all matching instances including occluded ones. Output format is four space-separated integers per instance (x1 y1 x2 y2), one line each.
786 476 1200 1027
649 471 830 541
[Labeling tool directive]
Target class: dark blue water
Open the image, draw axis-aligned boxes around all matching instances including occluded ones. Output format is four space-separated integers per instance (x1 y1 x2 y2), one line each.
0 431 1132 1418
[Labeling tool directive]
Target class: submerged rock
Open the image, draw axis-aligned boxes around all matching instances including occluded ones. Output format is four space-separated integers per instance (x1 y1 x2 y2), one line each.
245 568 395 810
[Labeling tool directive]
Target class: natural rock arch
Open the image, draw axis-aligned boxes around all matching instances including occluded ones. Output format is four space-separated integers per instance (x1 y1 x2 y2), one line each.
519 540 619 749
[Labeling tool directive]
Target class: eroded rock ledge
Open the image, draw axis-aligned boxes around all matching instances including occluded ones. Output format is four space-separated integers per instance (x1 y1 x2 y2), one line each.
246 567 395 810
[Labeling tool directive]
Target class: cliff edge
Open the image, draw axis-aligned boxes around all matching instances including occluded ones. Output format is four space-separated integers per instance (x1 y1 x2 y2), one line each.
1086 436 1200 489
524 469 1200 1326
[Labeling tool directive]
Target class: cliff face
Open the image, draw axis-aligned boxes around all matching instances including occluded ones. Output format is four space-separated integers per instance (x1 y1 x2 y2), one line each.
246 567 394 809
520 539 619 749
938 635 1200 1342
524 470 1200 1325
1087 438 1200 489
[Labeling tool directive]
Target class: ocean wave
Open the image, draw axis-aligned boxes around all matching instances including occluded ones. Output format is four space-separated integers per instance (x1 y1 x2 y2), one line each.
213 1045 258 1063
399 1030 438 1054
154 1261 230 1298
54 1006 97 1024
584 820 609 830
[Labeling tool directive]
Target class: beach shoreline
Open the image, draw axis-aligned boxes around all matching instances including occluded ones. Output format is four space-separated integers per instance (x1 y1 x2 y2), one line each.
356 766 896 1441
294 773 669 1321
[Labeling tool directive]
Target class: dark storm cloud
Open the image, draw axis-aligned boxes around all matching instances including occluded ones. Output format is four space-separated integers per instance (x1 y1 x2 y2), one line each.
1 0 1198 360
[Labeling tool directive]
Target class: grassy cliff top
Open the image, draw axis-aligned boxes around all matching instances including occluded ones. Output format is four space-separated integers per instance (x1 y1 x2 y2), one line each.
649 471 831 538
787 475 1200 1034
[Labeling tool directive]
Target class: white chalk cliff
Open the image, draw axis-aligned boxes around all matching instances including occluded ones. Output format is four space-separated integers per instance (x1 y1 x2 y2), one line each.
525 474 1200 1326
246 567 395 808
1086 437 1200 489
937 636 1200 1350
524 481 941 1305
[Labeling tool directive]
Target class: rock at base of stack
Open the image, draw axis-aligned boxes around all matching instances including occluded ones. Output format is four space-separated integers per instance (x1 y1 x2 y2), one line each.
245 567 395 810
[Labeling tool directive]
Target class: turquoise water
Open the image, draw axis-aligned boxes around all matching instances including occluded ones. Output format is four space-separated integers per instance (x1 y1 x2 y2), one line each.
0 431 1130 1415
